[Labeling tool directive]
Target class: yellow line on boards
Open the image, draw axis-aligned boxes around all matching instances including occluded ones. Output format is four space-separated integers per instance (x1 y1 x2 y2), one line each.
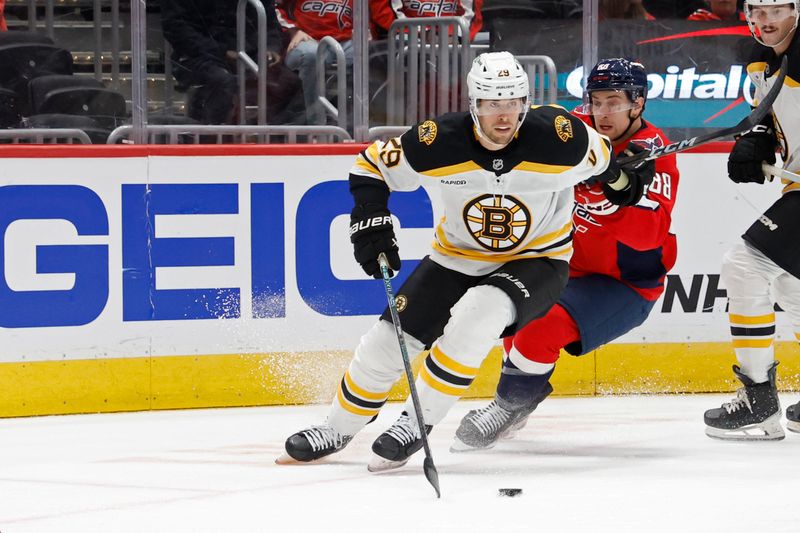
1 342 798 418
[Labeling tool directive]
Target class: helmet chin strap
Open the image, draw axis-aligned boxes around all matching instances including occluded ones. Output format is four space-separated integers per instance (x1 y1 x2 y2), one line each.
612 110 641 143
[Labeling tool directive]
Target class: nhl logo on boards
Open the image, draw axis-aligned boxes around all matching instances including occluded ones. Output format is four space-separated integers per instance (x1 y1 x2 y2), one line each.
418 120 438 145
493 159 503 171
554 115 573 142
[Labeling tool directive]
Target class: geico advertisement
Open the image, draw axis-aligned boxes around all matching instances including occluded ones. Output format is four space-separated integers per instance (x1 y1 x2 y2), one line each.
0 151 793 363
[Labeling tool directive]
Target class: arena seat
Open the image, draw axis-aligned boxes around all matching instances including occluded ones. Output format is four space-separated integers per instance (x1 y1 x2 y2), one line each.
0 87 22 128
28 74 127 129
0 43 74 114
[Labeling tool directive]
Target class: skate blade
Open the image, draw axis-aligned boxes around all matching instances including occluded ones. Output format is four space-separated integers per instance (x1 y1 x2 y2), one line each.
367 454 410 473
274 453 329 465
275 453 303 465
786 419 800 434
705 413 785 441
509 417 528 433
449 437 496 453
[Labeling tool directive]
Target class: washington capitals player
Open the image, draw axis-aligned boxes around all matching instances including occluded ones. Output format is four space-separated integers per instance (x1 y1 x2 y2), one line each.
453 58 680 451
278 51 655 471
704 0 800 440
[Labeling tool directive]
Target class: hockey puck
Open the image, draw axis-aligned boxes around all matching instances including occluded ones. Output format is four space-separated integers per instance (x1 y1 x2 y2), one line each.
498 488 522 497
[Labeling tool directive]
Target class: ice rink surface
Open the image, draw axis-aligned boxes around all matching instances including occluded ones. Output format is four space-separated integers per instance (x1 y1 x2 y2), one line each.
2 394 800 533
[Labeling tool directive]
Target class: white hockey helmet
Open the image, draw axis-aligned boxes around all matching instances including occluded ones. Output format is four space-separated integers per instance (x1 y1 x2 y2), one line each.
467 51 530 147
744 0 799 47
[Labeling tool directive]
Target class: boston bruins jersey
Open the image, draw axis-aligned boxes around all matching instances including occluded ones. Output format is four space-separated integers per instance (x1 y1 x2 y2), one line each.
747 30 800 194
350 106 612 276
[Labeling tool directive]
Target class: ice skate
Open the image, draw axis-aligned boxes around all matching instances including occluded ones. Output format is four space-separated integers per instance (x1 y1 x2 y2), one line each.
276 424 352 464
452 380 552 452
786 400 800 433
368 412 431 472
451 401 519 452
704 364 784 441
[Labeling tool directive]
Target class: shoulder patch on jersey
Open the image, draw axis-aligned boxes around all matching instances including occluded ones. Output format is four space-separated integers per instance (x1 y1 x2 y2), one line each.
554 115 573 142
418 120 438 145
630 134 665 152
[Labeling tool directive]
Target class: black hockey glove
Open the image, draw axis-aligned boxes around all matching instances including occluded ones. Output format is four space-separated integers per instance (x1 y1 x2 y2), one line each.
349 203 401 279
728 124 777 184
594 143 655 207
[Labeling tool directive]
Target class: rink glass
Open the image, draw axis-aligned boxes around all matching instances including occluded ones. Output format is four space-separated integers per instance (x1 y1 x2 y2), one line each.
2 0 758 144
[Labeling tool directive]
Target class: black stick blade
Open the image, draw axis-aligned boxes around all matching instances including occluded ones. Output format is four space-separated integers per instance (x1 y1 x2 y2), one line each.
423 457 441 499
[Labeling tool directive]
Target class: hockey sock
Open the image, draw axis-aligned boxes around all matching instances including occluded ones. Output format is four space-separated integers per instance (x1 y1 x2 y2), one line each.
495 356 554 411
328 320 424 435
406 285 515 425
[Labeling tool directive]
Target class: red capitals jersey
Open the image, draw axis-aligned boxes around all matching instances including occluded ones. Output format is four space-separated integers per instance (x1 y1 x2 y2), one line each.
571 119 679 301
687 8 746 22
371 0 483 41
276 0 353 41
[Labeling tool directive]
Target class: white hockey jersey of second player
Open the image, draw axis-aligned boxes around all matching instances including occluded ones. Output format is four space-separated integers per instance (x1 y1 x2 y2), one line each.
747 32 800 193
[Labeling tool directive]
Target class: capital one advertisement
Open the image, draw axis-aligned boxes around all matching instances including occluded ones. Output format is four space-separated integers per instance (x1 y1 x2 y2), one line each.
496 19 757 135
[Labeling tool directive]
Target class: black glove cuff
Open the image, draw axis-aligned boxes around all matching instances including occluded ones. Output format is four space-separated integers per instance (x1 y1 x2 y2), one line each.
350 174 390 207
601 181 634 206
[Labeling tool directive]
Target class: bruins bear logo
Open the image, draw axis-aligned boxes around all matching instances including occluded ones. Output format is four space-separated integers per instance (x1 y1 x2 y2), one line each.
418 120 438 145
554 115 573 142
463 194 531 252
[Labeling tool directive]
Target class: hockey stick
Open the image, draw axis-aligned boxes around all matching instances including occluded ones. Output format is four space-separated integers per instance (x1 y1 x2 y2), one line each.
377 253 441 499
618 55 788 166
763 163 800 184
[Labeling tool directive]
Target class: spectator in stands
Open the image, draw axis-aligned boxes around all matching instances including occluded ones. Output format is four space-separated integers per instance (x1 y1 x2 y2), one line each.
275 0 358 126
0 0 7 32
687 0 746 21
162 0 301 125
600 0 656 19
371 0 484 41
643 0 707 18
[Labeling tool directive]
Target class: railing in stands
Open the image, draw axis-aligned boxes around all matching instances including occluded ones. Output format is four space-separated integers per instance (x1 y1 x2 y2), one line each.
317 36 347 133
236 0 268 126
517 55 558 105
106 124 353 144
368 126 409 142
385 17 471 128
0 128 92 143
22 0 122 83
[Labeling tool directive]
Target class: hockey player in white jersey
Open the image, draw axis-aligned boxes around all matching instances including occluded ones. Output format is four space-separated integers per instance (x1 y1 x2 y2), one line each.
278 51 655 471
704 0 800 440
